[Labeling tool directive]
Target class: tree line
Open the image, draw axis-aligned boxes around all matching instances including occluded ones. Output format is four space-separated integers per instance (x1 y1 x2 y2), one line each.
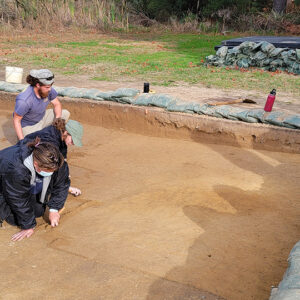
130 0 296 21
0 0 299 32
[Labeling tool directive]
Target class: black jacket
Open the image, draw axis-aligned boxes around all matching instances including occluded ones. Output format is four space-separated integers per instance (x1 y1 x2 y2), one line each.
21 125 68 158
0 142 70 229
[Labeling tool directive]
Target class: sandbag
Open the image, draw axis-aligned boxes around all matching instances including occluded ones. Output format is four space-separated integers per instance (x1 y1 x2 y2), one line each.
166 101 196 114
0 81 27 93
264 112 295 128
134 94 176 108
236 110 258 123
214 105 245 121
283 115 300 129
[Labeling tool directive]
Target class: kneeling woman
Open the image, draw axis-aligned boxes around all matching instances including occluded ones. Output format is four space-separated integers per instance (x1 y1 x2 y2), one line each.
0 138 70 241
21 118 83 196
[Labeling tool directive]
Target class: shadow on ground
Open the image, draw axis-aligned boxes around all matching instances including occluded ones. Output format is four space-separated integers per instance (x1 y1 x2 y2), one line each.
1 115 17 145
147 130 300 300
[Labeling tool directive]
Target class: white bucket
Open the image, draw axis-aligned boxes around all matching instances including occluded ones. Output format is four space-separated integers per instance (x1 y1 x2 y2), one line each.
5 66 23 83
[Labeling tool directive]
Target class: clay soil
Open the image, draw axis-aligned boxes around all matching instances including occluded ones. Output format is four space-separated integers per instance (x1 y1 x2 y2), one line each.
1 102 300 300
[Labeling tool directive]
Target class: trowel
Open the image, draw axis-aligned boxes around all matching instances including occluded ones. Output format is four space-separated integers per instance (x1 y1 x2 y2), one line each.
209 99 257 106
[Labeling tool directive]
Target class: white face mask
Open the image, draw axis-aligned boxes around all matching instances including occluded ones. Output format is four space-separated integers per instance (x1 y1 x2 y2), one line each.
37 170 53 177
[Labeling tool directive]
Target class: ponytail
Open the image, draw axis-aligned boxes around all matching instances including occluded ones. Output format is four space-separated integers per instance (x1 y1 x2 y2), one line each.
26 75 43 87
52 118 66 139
27 137 64 170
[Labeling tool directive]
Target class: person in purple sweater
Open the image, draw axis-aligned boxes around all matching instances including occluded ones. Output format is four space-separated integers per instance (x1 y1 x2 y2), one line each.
13 69 70 140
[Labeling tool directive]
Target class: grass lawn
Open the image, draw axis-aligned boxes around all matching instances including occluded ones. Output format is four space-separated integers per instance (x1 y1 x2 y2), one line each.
0 31 299 96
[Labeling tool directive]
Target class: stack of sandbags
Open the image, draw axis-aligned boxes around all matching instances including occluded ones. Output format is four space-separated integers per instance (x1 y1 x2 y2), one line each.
206 41 300 74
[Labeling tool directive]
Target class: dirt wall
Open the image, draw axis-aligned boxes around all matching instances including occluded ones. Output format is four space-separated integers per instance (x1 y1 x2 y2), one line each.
1 91 299 153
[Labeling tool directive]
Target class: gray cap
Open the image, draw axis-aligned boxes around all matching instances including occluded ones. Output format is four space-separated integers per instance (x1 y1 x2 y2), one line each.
65 120 83 147
30 69 54 85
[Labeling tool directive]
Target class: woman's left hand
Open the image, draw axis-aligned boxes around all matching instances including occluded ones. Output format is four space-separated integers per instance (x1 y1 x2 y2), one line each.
49 211 60 227
11 228 34 241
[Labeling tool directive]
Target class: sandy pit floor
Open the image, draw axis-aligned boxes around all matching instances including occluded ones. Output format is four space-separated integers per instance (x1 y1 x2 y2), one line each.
1 107 300 300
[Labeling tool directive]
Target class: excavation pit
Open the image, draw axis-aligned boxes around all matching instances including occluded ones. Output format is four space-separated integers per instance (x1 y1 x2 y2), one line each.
0 92 300 300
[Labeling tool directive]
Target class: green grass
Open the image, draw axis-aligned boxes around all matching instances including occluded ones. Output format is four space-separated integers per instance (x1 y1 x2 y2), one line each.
0 32 299 96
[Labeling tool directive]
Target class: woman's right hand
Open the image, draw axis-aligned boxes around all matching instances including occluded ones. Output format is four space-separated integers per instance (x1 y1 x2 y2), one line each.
69 186 81 197
11 228 34 241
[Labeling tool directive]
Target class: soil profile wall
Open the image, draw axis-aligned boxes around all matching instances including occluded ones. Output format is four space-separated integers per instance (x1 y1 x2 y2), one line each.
1 91 299 153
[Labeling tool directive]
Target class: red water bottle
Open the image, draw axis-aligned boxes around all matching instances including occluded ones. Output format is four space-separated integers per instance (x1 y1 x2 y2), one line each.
264 89 276 112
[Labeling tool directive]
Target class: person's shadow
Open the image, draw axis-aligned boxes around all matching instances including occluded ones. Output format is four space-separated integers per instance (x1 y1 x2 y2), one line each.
1 115 18 145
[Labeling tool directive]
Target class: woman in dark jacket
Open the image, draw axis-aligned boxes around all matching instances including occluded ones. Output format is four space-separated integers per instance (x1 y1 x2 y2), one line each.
21 118 83 196
0 138 70 241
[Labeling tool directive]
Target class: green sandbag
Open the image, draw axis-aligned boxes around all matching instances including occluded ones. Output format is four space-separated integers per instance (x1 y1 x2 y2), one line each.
289 62 300 75
57 86 102 99
216 46 228 58
166 101 196 114
95 91 113 100
58 87 97 99
260 41 275 54
151 94 177 108
253 51 267 61
237 58 250 68
134 94 176 108
247 109 265 122
287 49 297 61
111 88 139 98
269 47 288 57
0 81 8 90
283 115 300 129
0 82 26 93
81 89 104 100
236 110 258 123
100 88 140 104
57 87 77 97
206 54 215 61
270 59 284 67
196 104 221 118
264 111 295 128
239 41 257 55
228 46 240 55
214 105 245 120
296 49 300 61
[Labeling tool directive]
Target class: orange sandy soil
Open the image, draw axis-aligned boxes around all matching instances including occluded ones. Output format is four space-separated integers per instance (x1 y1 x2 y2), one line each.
1 106 300 300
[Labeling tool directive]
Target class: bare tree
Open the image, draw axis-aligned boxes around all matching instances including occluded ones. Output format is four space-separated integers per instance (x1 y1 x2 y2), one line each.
273 0 287 13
